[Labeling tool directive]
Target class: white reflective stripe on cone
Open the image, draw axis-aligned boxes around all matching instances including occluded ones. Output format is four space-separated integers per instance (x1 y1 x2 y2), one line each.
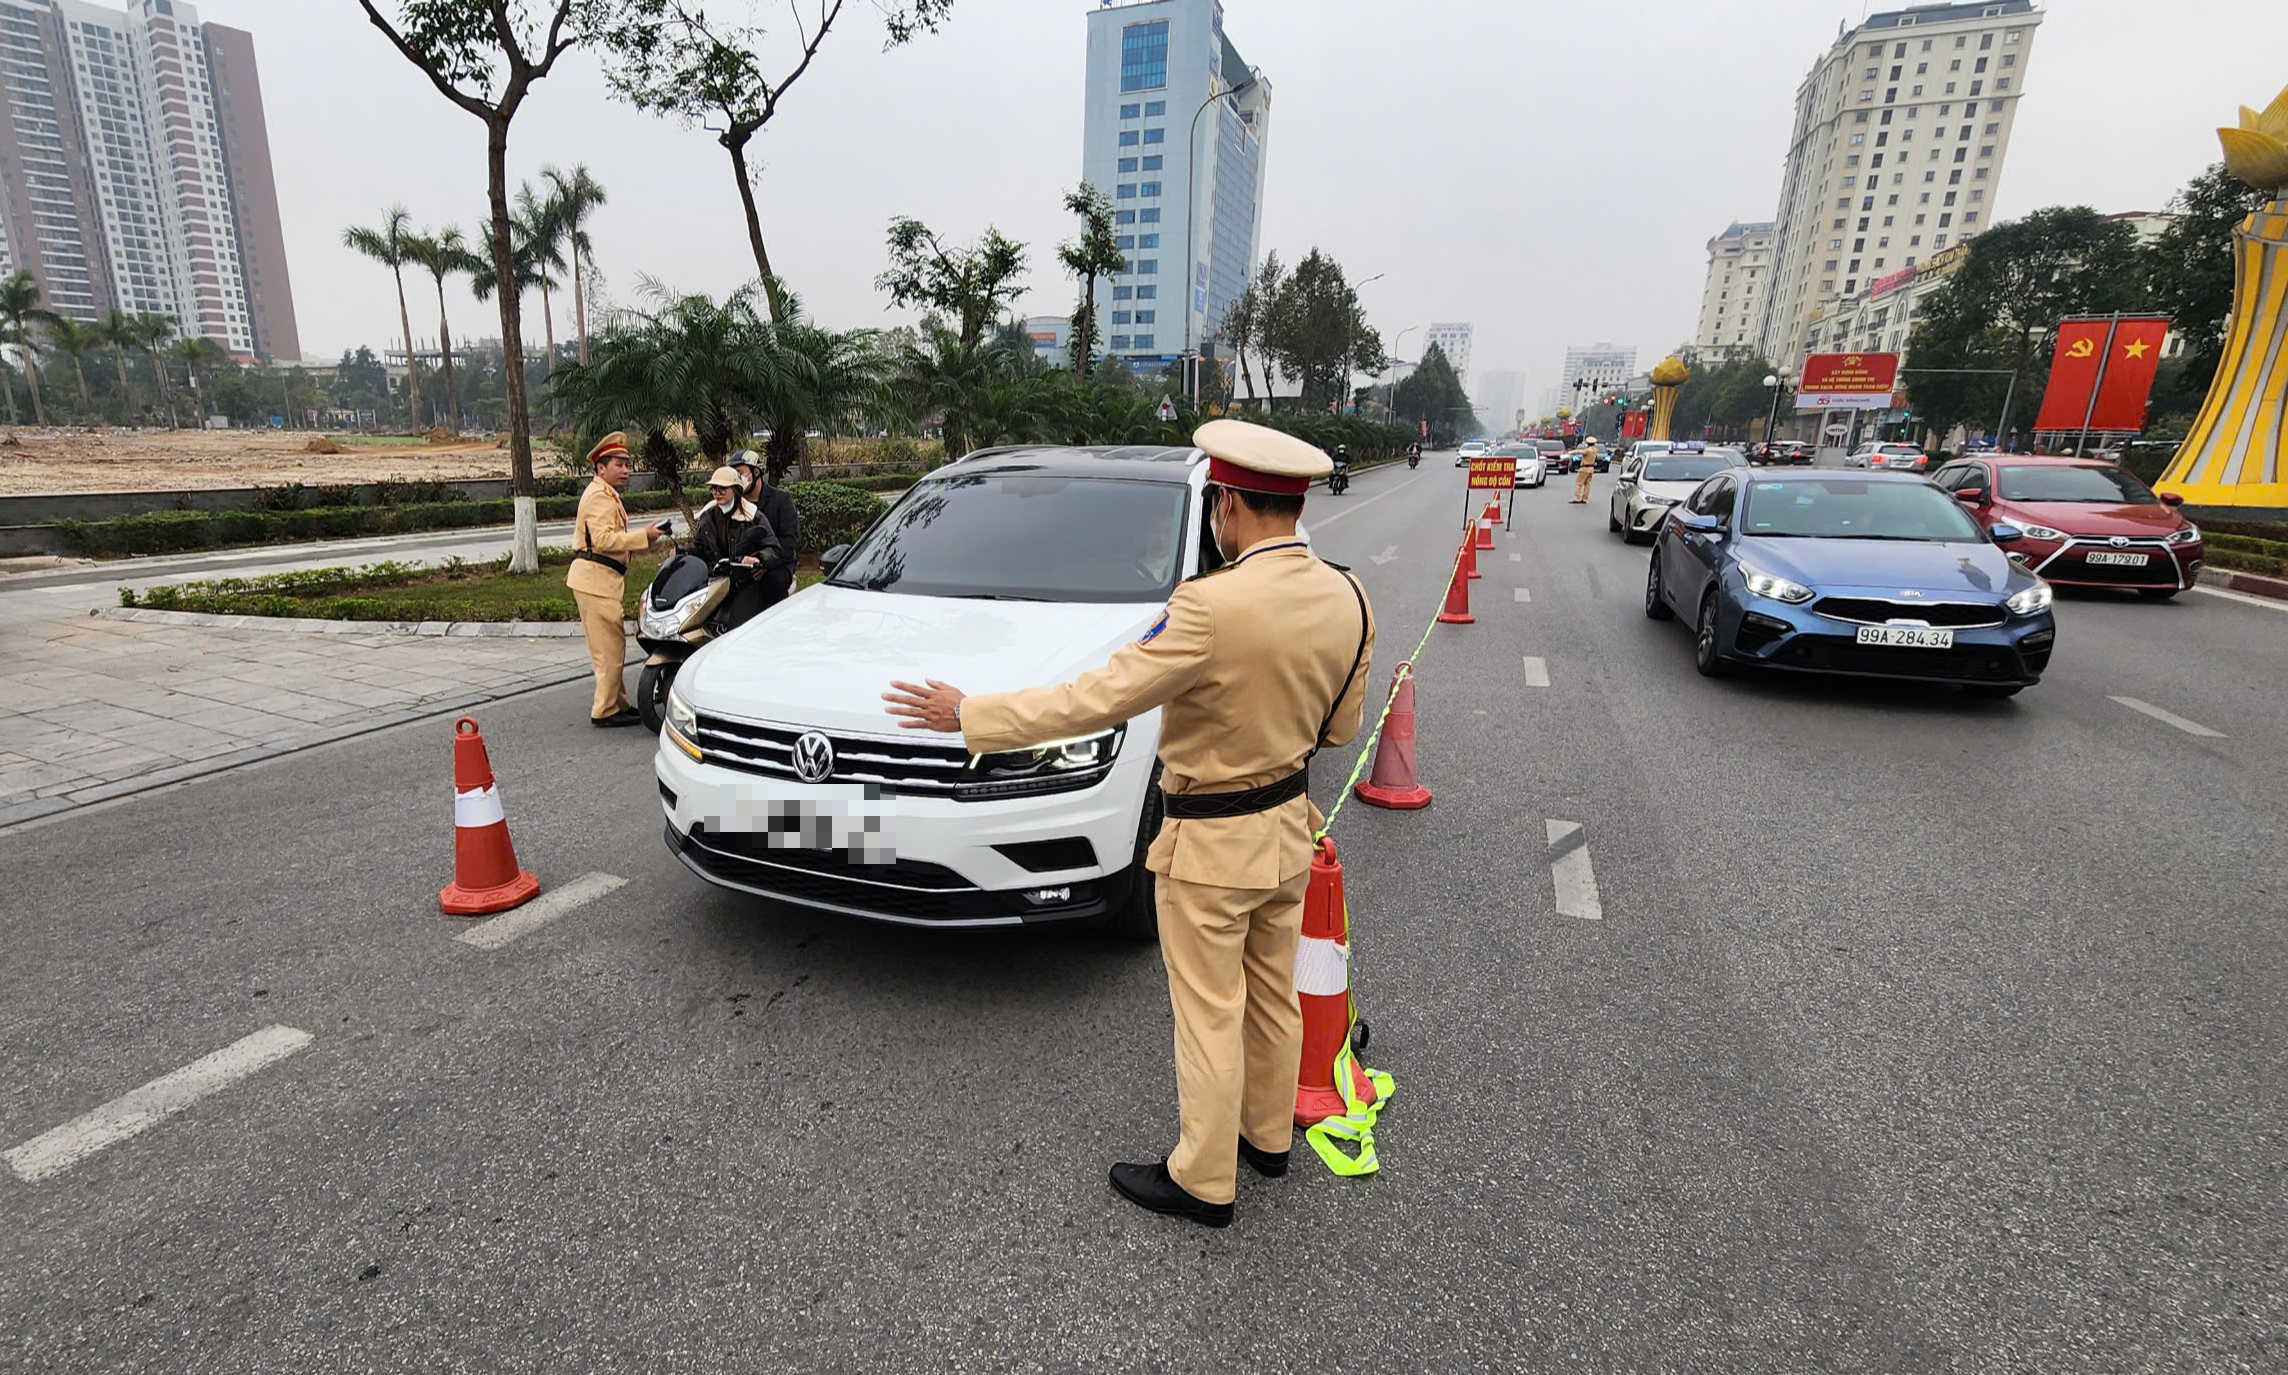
1294 935 1349 998
454 785 506 829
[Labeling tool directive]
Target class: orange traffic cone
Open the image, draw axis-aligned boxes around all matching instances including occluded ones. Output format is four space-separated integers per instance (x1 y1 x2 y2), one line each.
1437 546 1476 624
1355 664 1432 810
440 716 541 916
1474 517 1495 551
1483 498 1502 523
1295 838 1380 1127
1462 530 1481 580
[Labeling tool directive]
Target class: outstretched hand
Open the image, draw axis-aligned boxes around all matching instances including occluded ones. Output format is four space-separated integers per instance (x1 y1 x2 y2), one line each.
884 679 966 733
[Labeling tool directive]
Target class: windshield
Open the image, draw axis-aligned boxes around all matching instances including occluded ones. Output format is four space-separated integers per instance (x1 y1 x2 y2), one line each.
827 473 1189 602
1996 464 2158 504
1642 456 1733 483
1741 478 1985 541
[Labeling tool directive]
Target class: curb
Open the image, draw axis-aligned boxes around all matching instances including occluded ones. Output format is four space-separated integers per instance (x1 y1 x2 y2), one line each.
92 606 632 636
2197 566 2288 603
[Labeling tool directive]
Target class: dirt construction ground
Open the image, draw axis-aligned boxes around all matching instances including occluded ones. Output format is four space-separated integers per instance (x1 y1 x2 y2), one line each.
0 428 541 495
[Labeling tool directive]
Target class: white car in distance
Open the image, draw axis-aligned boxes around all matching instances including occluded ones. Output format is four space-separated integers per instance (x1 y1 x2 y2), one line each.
1609 444 1745 544
657 445 1288 940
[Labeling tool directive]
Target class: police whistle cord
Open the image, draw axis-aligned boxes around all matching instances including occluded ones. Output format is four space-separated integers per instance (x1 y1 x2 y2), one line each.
1300 533 1470 1177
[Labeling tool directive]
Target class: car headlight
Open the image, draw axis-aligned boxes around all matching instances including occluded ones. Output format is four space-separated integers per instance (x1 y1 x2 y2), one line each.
663 683 701 759
972 728 1122 777
2005 582 2054 616
2165 524 2200 545
2016 523 2067 542
1739 561 1814 604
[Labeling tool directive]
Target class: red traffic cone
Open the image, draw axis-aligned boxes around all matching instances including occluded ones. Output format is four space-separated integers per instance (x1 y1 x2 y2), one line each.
440 716 541 916
1355 664 1432 809
1437 546 1476 624
1474 517 1495 551
1483 498 1502 523
1462 531 1481 580
1295 838 1380 1128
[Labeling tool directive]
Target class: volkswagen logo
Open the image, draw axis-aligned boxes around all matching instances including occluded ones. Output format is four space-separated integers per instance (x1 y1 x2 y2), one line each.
791 731 836 784
2110 535 2131 548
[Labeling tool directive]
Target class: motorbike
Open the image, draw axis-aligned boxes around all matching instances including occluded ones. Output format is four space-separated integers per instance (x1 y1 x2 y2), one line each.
1329 461 1352 495
1407 449 1421 469
634 549 741 731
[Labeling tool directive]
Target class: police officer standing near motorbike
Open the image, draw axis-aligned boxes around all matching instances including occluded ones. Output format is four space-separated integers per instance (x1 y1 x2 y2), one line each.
568 432 669 726
730 450 799 612
885 419 1377 1228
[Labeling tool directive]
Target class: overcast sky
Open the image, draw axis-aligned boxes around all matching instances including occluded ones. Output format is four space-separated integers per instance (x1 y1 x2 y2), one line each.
236 0 2279 397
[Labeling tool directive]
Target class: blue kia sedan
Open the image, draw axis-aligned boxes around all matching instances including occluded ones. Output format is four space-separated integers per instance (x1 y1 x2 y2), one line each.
1643 469 2057 696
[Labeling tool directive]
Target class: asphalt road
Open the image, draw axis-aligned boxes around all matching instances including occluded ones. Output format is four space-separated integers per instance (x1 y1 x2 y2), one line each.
3 455 2283 1372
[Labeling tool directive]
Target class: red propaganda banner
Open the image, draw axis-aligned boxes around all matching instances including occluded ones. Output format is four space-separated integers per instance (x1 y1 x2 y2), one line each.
1467 458 1517 490
1621 410 1648 439
1796 352 1900 409
2031 316 2172 434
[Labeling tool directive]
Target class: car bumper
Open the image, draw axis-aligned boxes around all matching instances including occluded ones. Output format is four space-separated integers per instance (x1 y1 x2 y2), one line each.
655 737 1150 929
1625 499 1677 534
2019 540 2200 590
1718 592 2054 686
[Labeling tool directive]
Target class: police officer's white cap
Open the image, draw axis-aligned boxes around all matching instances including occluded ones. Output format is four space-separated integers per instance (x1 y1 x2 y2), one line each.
1193 419 1331 495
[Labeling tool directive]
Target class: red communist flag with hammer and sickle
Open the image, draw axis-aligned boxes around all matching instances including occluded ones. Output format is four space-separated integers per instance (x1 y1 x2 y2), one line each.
2031 317 2172 434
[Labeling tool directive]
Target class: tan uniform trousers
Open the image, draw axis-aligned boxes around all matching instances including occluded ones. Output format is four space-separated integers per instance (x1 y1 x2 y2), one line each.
574 589 630 719
1572 464 1595 502
1158 866 1312 1206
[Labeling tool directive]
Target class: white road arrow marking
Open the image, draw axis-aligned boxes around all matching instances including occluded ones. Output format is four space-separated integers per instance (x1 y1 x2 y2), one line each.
1370 545 1398 565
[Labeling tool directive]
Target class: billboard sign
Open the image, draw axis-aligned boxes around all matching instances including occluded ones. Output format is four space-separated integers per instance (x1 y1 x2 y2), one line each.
1796 352 1900 410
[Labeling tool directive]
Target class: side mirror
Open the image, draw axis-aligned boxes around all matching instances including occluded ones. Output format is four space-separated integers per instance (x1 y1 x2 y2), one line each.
1955 487 1988 506
1989 523 2022 543
2159 491 2185 507
1676 511 1723 535
820 543 852 574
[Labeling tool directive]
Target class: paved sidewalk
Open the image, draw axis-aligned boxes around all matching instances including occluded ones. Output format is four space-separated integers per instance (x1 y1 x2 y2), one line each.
0 613 623 827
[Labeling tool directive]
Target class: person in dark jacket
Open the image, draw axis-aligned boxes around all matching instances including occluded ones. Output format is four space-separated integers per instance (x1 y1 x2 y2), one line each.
690 465 782 629
731 450 799 610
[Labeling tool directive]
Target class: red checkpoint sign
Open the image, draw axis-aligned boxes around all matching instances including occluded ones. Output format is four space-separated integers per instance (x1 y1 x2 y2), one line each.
1467 458 1517 490
1796 352 1901 409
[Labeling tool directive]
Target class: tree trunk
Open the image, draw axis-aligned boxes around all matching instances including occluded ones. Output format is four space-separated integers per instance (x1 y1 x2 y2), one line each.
1239 341 1257 405
539 282 556 378
114 348 132 421
725 131 785 323
433 276 458 435
572 238 588 366
392 264 421 432
1 356 15 427
72 356 88 407
1077 276 1096 381
486 114 540 575
26 344 45 426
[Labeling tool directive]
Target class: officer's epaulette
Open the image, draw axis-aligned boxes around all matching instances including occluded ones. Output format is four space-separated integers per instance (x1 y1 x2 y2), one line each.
1320 560 1353 574
1183 566 1235 583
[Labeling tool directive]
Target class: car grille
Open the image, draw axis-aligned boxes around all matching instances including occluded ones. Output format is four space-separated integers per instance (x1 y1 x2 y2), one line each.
694 713 969 794
1772 636 2025 683
2045 549 2180 585
1812 597 2007 628
671 824 1108 923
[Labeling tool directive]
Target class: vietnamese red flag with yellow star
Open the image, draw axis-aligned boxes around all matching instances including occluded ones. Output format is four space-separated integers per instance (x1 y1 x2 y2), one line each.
2032 316 2173 434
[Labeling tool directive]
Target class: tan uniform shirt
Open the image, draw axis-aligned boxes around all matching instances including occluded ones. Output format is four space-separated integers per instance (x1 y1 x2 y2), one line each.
565 477 654 597
960 539 1377 891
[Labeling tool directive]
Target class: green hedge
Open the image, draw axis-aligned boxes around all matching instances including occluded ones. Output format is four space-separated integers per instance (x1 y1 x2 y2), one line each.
58 483 882 557
2207 545 2286 577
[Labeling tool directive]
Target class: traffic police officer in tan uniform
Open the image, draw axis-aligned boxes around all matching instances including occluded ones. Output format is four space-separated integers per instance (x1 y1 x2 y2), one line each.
885 420 1376 1228
568 432 669 726
1570 436 1601 503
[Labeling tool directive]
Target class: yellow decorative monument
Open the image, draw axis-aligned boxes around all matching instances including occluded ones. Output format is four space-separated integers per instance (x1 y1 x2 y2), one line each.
2158 84 2288 513
1647 356 1691 443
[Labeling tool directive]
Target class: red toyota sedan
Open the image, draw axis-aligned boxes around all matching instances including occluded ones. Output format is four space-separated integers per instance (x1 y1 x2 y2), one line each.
1930 455 2203 599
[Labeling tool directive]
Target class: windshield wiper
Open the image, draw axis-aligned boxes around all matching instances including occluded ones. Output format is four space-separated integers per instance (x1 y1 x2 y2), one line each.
949 592 1049 602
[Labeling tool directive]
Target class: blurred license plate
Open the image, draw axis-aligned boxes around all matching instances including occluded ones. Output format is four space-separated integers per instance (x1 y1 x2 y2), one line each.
2086 551 2149 566
1856 626 1954 648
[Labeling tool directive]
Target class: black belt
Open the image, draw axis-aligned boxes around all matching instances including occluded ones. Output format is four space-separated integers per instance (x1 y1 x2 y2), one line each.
573 549 627 576
1161 768 1308 820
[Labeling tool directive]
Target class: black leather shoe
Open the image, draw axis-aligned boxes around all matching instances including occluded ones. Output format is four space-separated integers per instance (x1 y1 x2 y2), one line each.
592 709 644 728
1239 1136 1290 1178
1109 1160 1232 1228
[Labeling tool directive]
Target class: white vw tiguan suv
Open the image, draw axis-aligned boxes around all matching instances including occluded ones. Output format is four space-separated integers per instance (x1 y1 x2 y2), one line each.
657 444 1266 939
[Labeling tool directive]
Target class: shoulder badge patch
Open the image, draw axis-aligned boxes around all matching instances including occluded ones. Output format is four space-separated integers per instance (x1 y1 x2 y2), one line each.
1137 609 1170 644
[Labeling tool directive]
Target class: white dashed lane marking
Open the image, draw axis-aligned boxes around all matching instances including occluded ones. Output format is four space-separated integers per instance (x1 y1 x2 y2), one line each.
1545 821 1603 922
6 1025 314 1182
1510 553 1522 562
455 872 627 950
2108 697 2224 738
1521 656 1550 688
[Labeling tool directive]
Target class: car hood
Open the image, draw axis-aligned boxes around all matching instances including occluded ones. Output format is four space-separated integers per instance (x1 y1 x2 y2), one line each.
1735 535 2028 597
2000 499 2186 537
678 584 1159 734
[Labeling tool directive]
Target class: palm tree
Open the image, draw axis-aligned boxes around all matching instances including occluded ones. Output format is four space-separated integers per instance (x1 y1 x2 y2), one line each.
99 309 141 422
403 227 484 432
342 207 422 431
47 316 99 413
472 194 560 401
0 269 56 426
135 313 179 427
891 325 1038 464
541 164 605 365
170 336 224 426
762 305 890 483
513 182 566 379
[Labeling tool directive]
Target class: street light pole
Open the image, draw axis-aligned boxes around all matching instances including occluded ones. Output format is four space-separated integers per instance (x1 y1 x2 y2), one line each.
1762 372 1785 447
1182 68 1261 404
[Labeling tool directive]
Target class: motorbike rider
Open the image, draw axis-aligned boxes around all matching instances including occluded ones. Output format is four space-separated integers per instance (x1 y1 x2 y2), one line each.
729 450 799 612
691 465 783 629
1407 440 1421 468
1331 444 1352 493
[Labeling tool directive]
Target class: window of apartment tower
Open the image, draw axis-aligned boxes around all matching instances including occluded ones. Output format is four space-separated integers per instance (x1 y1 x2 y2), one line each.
1119 20 1169 92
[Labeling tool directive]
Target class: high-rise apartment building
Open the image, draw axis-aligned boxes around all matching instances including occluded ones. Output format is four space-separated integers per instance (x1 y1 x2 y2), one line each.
1693 221 1774 355
1081 0 1270 370
1424 322 1472 381
1756 1 2041 368
1476 367 1526 433
1562 342 1636 395
0 0 297 359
